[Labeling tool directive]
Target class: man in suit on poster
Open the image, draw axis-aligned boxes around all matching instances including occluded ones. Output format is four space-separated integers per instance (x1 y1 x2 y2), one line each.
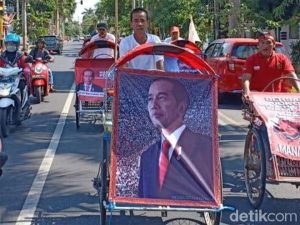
77 69 102 93
138 77 214 201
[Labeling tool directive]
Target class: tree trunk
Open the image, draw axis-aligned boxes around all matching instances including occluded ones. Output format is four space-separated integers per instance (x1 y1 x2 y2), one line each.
228 0 240 37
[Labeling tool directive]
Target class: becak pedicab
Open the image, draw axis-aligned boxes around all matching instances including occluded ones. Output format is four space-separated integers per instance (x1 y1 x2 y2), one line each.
165 39 202 72
93 42 234 225
242 76 300 208
74 40 117 128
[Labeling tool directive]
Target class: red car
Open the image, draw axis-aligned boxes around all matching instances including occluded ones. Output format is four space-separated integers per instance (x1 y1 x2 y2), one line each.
203 38 286 102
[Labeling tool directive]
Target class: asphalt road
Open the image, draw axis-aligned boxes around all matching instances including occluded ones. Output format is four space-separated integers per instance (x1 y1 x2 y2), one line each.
0 41 299 225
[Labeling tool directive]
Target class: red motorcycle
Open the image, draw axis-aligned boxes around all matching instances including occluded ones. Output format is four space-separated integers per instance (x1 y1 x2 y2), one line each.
27 56 54 103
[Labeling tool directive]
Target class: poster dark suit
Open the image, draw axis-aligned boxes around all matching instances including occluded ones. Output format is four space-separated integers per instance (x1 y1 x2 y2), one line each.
138 128 214 201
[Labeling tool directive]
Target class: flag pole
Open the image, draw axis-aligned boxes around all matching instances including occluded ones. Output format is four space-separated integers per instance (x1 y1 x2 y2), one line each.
114 0 118 61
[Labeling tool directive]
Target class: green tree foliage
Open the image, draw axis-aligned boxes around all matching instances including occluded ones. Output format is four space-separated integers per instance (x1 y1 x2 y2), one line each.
27 0 56 41
81 8 98 35
14 0 77 41
19 0 300 42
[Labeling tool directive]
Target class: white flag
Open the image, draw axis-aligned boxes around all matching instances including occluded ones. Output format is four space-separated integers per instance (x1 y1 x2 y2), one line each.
188 16 200 43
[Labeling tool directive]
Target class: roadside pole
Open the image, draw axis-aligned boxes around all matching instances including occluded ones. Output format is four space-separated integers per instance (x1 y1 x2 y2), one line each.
0 0 3 51
21 0 27 51
115 0 118 61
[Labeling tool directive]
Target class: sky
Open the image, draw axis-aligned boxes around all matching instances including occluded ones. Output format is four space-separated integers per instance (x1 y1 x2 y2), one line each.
73 0 99 23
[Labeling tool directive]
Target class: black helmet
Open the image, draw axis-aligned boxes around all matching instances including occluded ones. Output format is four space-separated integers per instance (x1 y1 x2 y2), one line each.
36 38 46 46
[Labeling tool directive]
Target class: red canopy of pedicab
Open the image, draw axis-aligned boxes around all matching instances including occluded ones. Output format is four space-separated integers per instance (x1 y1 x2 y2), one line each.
171 39 202 55
114 42 215 75
79 40 118 59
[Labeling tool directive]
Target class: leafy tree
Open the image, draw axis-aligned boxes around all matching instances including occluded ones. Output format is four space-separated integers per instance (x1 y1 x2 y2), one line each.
27 0 56 41
81 8 98 35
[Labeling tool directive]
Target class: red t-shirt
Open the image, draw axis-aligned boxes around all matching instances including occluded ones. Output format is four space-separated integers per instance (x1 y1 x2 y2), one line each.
243 51 294 92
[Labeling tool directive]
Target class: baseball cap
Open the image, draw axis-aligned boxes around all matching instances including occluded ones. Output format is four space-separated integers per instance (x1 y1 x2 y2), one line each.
97 22 108 30
170 26 180 33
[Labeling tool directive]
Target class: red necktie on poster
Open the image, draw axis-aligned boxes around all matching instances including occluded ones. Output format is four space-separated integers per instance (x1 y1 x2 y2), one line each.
159 139 171 189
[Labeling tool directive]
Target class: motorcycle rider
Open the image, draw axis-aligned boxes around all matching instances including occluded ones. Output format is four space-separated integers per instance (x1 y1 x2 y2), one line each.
0 33 30 125
28 38 55 91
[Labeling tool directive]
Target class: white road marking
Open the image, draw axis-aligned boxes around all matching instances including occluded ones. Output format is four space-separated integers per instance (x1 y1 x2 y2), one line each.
15 83 75 225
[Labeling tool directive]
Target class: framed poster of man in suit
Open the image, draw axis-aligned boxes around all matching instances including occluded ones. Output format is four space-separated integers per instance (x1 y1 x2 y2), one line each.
109 69 221 208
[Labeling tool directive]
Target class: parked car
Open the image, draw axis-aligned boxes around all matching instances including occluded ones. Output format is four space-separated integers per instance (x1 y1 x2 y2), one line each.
203 38 286 102
73 35 80 42
42 35 63 55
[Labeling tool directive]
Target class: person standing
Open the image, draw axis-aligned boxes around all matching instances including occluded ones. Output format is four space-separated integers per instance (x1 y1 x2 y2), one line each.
119 7 164 70
164 26 183 43
163 25 184 71
242 32 300 95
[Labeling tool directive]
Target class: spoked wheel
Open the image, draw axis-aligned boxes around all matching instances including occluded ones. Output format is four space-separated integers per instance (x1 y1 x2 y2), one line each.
96 134 109 225
203 211 221 225
244 128 266 209
75 96 80 129
98 161 107 225
164 218 202 225
76 111 80 129
203 164 222 225
0 108 9 138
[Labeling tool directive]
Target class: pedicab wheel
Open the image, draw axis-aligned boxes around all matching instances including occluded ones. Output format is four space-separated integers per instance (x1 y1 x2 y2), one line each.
164 218 202 225
75 95 80 129
244 128 266 209
203 167 223 225
203 211 221 225
98 134 109 225
98 160 107 225
76 111 80 129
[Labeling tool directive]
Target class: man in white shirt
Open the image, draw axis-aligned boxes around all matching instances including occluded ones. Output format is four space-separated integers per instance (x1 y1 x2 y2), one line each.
89 22 116 59
119 8 164 70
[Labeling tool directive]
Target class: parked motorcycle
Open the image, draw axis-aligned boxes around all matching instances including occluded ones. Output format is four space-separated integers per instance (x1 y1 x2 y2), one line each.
0 67 31 137
27 56 54 103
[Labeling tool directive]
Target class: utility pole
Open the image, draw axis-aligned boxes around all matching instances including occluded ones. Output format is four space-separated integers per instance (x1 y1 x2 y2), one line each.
213 0 219 39
16 0 19 20
138 0 143 7
132 0 135 10
22 0 27 50
115 0 118 61
0 0 3 49
228 0 240 37
56 0 59 36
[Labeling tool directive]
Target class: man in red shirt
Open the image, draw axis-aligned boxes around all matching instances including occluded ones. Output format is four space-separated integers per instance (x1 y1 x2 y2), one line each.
242 32 300 94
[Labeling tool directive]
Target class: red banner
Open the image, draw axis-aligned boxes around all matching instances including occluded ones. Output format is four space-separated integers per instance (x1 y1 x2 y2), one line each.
75 58 114 102
250 92 300 160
